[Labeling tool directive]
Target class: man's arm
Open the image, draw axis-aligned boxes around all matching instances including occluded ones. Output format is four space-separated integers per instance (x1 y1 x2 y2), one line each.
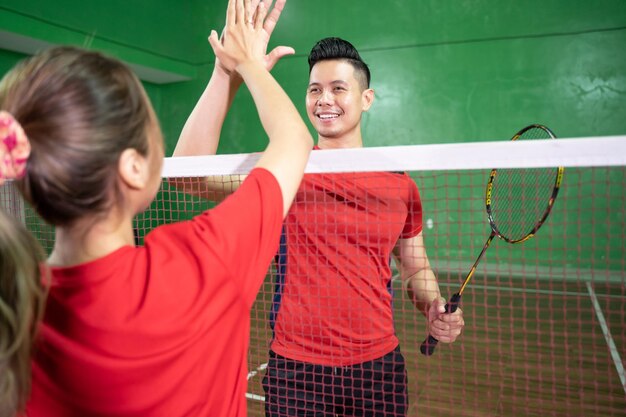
393 232 464 343
173 65 242 158
168 64 244 201
171 0 294 201
208 0 311 217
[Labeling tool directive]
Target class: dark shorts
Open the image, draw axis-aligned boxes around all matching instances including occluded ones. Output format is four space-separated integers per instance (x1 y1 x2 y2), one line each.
262 346 408 417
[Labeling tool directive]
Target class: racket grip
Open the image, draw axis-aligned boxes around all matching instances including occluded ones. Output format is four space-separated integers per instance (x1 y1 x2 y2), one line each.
420 292 462 356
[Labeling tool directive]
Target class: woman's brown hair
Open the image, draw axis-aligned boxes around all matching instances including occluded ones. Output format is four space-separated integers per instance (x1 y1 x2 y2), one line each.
0 46 155 226
0 209 46 415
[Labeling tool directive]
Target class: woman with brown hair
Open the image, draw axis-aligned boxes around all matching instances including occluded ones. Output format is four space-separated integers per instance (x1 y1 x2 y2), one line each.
0 0 311 415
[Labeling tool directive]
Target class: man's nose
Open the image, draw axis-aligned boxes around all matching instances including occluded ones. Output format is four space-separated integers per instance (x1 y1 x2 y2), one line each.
317 89 333 105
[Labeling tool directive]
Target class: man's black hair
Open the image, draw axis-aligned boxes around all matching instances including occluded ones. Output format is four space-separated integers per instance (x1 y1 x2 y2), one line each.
308 37 371 89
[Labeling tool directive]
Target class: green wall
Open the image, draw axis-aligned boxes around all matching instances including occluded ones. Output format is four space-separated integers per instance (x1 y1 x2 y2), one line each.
1 1 625 273
1 0 625 150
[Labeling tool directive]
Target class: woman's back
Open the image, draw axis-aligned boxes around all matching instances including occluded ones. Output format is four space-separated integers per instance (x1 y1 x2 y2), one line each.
28 168 283 416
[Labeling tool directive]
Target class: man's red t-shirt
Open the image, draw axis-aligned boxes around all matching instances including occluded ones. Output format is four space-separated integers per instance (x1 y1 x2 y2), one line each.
270 169 423 366
26 168 282 417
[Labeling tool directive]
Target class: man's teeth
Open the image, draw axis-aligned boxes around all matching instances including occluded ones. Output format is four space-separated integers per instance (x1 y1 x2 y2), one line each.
319 114 338 119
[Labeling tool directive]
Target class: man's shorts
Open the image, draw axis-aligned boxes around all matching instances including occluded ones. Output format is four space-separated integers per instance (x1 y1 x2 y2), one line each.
262 346 408 417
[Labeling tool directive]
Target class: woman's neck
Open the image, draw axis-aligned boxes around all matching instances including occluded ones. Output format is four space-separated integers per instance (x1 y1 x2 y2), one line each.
48 212 135 267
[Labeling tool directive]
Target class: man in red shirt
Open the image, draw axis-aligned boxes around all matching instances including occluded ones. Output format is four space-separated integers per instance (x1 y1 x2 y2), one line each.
176 35 465 416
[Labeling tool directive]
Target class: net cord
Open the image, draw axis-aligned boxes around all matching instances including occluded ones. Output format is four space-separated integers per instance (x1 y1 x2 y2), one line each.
162 136 626 177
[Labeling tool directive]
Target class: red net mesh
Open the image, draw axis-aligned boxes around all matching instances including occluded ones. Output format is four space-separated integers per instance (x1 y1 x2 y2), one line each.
2 163 624 417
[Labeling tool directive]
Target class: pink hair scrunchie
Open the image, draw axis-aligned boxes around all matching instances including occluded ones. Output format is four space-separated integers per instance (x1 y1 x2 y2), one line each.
0 111 31 186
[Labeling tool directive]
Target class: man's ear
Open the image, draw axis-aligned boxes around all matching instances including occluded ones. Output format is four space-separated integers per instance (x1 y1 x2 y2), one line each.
362 88 375 112
118 148 148 190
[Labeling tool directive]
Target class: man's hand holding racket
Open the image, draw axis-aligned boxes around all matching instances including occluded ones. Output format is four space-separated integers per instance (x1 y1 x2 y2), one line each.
427 296 465 344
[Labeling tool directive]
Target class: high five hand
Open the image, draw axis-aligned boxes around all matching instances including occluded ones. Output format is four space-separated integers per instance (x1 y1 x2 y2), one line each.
210 0 294 74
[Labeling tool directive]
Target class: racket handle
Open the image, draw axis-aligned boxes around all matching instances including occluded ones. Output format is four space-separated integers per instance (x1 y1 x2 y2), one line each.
420 292 462 356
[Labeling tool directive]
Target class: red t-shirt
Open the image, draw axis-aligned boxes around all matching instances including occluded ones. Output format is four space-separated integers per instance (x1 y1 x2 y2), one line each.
270 169 423 366
26 168 283 417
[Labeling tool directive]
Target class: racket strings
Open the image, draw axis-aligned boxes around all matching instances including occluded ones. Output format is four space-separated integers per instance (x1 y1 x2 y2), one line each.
489 126 559 241
490 167 559 240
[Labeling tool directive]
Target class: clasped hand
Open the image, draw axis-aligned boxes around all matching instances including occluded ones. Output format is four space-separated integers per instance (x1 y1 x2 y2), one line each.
209 0 294 74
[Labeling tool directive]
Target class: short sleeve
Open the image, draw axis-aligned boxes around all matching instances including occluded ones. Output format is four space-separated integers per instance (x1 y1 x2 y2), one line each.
197 168 283 307
401 175 423 238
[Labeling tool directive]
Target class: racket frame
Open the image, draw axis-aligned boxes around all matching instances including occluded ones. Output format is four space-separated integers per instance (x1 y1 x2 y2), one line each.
486 124 565 244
